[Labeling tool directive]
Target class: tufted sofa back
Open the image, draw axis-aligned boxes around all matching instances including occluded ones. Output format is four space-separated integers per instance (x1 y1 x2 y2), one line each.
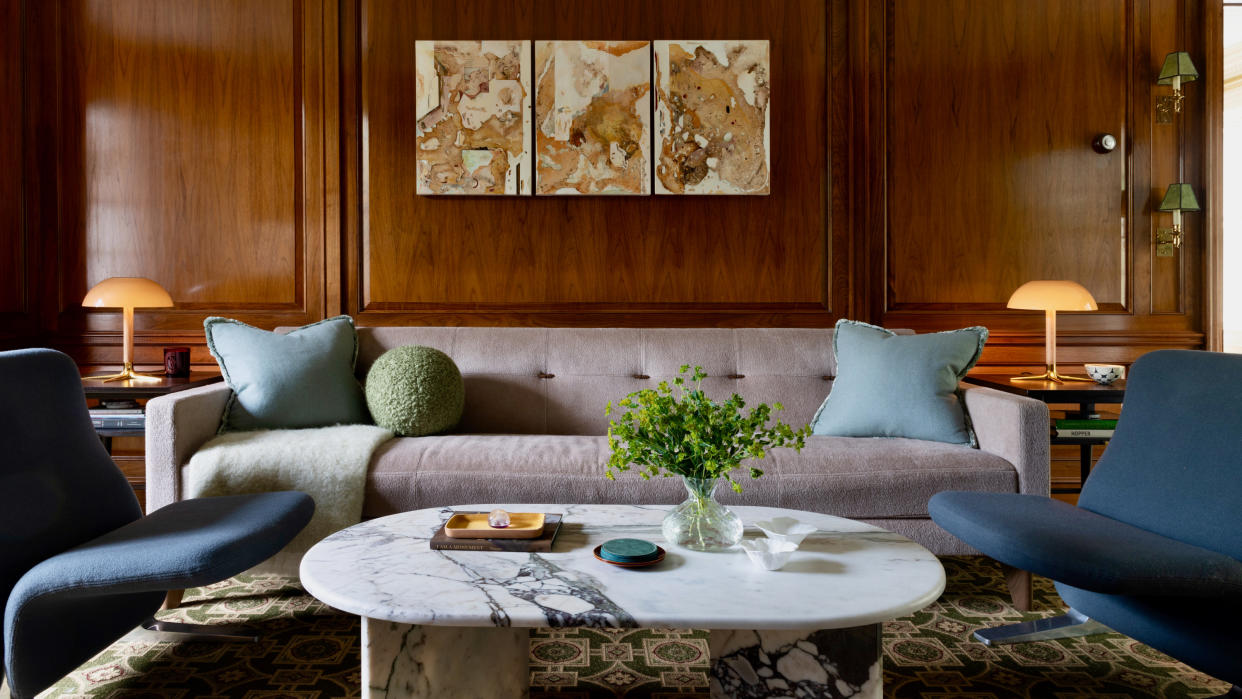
349 327 911 435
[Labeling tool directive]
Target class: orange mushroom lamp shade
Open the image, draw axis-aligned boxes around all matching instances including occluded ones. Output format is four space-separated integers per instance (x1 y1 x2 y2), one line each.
1006 280 1098 383
81 277 174 382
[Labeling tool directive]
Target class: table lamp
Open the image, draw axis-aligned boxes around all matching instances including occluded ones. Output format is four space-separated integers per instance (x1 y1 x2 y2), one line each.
81 277 174 382
1006 280 1098 383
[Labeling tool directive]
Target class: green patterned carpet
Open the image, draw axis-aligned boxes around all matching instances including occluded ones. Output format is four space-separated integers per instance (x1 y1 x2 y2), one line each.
40 557 1230 698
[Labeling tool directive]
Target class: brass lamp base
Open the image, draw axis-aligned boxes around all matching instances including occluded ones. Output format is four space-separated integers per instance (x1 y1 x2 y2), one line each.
1011 367 1094 384
83 362 165 383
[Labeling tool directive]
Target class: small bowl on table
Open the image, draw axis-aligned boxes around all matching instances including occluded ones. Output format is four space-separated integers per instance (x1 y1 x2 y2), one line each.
1084 364 1125 385
753 516 817 547
739 538 800 571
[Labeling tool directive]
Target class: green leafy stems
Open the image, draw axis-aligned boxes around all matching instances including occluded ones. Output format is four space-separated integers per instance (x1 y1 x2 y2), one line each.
604 365 812 493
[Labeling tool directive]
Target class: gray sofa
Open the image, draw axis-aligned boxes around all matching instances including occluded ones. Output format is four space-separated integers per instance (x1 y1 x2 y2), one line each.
146 327 1049 554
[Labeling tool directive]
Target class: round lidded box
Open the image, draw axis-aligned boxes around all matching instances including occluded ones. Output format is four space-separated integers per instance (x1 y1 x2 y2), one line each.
599 538 660 563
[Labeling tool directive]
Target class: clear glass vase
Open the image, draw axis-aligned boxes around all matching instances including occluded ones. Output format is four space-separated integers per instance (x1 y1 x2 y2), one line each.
662 476 744 551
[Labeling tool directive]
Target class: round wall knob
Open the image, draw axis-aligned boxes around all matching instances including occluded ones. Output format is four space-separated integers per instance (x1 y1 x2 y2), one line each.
1092 133 1117 154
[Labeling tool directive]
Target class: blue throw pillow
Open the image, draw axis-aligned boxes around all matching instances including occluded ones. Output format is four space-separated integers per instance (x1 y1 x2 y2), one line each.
811 320 988 445
204 315 369 432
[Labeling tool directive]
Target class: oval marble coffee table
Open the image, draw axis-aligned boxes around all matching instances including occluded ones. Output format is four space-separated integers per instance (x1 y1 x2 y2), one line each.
301 504 945 699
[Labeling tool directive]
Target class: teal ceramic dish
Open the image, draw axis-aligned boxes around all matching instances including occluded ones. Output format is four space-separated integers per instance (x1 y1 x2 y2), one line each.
599 538 660 563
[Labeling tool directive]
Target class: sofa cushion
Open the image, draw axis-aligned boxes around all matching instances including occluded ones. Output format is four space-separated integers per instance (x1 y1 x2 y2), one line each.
765 436 1016 518
361 434 1017 519
365 345 464 436
206 316 369 432
811 320 987 445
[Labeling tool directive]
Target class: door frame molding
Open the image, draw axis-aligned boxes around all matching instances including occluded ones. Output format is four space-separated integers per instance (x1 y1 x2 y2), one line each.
1206 0 1225 351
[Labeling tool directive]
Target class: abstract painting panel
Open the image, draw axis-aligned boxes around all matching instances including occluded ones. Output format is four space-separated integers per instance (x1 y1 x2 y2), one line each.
415 40 531 195
654 40 770 195
534 41 651 195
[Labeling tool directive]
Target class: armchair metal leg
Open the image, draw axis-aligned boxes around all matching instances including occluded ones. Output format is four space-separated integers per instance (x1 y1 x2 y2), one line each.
141 616 259 642
973 607 1109 646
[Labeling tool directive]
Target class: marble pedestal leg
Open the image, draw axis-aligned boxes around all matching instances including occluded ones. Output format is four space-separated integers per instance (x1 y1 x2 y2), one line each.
362 618 530 699
708 625 881 699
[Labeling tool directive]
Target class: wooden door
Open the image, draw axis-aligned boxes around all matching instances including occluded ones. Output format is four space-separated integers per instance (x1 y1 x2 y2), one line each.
885 0 1131 312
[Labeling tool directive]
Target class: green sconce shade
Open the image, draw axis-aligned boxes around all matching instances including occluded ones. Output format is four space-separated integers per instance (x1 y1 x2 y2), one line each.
1157 51 1199 84
1157 183 1201 213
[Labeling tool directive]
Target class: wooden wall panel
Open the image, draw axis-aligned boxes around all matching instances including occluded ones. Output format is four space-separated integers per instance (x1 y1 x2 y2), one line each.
345 0 839 327
28 0 331 369
0 0 28 338
873 0 1206 370
2 0 1209 369
887 0 1130 309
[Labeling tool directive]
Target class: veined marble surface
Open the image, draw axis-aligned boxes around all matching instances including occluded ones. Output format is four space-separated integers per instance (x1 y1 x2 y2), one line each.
301 504 944 631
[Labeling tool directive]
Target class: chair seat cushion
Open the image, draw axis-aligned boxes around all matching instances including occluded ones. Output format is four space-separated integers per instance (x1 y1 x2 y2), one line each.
362 434 1017 519
8 492 314 604
929 491 1242 597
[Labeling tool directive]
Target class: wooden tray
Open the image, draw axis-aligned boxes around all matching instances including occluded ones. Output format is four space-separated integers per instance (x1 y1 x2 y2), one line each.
444 512 545 539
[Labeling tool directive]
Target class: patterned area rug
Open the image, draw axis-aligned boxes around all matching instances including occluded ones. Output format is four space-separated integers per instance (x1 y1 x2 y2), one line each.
39 557 1230 698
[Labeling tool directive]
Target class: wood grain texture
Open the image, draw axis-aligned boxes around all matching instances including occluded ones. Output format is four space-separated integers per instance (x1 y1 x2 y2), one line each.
887 0 1130 309
346 0 834 326
875 0 1205 371
3 0 1208 362
1204 0 1224 350
0 1 25 323
36 0 329 363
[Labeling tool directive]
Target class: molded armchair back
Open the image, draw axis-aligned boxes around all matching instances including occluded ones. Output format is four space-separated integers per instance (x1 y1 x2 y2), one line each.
1080 350 1242 561
0 349 144 681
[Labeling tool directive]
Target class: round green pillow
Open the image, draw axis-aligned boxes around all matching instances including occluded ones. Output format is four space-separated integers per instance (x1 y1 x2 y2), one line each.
365 345 464 436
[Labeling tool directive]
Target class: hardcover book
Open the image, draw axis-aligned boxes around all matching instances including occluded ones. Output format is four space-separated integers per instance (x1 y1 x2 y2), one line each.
430 513 563 552
1057 429 1115 438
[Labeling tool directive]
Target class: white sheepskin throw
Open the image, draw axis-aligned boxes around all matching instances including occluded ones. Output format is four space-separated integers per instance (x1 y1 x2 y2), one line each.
185 424 393 578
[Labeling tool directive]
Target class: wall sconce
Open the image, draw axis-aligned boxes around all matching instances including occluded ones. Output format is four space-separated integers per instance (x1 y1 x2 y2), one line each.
1156 51 1198 122
1155 183 1200 255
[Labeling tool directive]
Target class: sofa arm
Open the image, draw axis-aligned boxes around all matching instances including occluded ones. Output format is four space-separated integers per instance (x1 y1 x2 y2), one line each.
145 382 231 513
963 385 1050 497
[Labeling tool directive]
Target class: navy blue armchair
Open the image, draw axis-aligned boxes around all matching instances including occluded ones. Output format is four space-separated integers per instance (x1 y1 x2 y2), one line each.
931 350 1242 694
0 349 314 699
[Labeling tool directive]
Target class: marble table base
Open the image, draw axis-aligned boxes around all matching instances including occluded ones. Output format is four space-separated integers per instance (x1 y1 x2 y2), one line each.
709 626 881 698
363 619 530 699
362 619 880 699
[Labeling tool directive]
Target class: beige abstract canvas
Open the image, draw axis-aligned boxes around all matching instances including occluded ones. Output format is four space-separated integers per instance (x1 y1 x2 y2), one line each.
534 41 651 195
415 40 532 195
654 40 771 195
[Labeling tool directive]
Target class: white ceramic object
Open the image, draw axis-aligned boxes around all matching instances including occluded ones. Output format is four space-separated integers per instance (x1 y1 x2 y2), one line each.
1084 363 1125 385
754 516 818 547
738 538 800 571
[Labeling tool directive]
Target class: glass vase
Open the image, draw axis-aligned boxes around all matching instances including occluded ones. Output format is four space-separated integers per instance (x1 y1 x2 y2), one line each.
662 476 744 551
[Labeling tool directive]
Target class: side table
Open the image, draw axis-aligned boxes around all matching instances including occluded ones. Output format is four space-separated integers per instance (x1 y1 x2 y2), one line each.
82 371 223 450
963 374 1125 495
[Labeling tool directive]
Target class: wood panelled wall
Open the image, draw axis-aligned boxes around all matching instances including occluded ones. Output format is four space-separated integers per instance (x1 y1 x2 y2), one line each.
0 0 1210 373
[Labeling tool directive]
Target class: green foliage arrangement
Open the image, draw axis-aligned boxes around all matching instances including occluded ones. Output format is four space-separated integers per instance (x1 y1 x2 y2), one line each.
605 365 812 492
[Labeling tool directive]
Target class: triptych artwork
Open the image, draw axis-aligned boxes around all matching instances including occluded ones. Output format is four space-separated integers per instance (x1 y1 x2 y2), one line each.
414 40 770 196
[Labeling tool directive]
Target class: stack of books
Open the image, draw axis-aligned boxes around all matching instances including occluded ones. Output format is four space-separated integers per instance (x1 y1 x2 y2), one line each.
89 407 145 431
430 513 563 552
1054 418 1116 439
